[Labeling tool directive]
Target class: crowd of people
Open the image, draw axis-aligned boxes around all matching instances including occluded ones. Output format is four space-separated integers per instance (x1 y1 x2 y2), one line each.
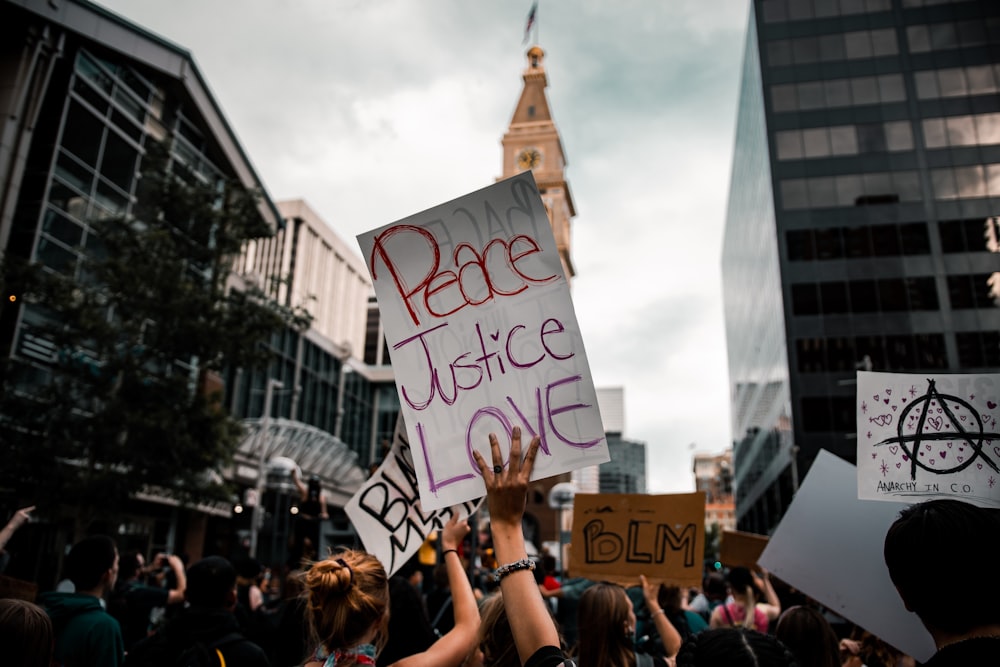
1 427 998 666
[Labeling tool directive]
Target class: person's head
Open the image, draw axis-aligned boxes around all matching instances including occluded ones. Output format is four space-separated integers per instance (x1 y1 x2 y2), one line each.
703 572 727 601
308 476 321 501
0 599 53 667
883 498 1000 636
302 550 390 654
186 556 237 609
118 550 144 582
476 593 519 667
576 582 635 667
676 627 798 667
658 584 685 614
64 535 118 593
726 567 760 600
774 606 839 667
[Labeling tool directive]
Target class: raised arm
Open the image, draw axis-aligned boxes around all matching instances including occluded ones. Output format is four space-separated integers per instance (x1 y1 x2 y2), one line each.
394 514 478 667
163 554 187 605
640 575 682 658
473 427 562 665
755 568 781 620
291 467 307 499
0 506 34 552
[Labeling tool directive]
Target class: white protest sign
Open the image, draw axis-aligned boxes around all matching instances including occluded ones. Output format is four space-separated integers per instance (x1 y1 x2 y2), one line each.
857 371 1000 508
345 416 481 576
357 173 608 511
758 450 936 663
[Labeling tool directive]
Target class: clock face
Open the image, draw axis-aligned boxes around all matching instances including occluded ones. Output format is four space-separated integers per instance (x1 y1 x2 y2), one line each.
517 148 542 170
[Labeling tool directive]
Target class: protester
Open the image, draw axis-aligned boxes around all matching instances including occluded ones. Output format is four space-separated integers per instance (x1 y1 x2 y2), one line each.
471 427 571 667
576 577 681 667
708 567 780 633
300 513 478 667
639 583 707 653
687 573 726 621
773 605 839 667
40 534 124 667
0 597 54 667
425 560 456 637
378 553 437 665
125 555 270 667
883 498 1000 665
110 550 186 651
675 627 797 667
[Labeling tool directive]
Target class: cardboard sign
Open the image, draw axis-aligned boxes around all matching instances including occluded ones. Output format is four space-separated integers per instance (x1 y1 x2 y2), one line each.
758 450 936 663
568 492 705 588
857 371 1000 508
719 530 768 569
357 173 608 511
345 416 480 576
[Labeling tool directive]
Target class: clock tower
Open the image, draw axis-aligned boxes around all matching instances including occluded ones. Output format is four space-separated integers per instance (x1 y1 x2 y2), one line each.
501 45 576 280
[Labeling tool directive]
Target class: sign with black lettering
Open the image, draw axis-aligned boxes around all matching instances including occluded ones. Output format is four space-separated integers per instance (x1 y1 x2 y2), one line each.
568 492 705 588
345 416 480 576
357 173 608 511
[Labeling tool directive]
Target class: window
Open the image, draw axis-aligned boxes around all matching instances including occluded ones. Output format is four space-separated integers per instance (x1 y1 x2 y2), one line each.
792 283 821 315
850 279 879 311
786 229 816 260
821 281 850 313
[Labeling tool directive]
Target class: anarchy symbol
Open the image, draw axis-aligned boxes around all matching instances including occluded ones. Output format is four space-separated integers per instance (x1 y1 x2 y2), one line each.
877 379 1000 481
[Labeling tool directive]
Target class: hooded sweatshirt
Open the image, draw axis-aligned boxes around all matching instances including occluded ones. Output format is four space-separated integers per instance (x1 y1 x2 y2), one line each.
40 591 125 667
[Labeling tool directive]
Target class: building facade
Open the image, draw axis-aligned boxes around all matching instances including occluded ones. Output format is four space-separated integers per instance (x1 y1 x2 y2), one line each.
594 387 648 494
693 451 736 532
723 0 1000 534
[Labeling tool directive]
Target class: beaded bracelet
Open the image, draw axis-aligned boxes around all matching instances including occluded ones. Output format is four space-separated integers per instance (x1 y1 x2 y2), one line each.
493 558 535 583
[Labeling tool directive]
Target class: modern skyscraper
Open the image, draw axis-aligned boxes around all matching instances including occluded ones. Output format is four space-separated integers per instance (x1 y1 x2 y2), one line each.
595 387 648 494
723 0 1000 534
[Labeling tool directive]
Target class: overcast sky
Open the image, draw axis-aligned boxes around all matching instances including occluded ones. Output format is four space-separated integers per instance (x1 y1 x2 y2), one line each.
97 0 751 493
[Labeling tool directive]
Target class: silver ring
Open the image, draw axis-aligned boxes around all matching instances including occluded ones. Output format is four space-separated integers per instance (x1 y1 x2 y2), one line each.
493 465 503 474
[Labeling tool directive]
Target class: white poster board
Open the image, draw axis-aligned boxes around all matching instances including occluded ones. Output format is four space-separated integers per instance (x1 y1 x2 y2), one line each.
357 173 608 511
857 371 1000 508
345 416 481 576
758 450 936 663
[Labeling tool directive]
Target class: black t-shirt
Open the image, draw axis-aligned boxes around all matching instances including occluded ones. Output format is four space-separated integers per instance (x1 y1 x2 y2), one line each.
525 645 575 667
923 636 1000 667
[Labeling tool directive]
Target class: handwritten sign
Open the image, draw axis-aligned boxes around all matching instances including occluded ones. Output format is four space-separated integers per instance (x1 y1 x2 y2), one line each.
759 450 935 663
345 415 481 577
568 492 705 588
357 173 608 511
857 371 1000 508
719 530 768 570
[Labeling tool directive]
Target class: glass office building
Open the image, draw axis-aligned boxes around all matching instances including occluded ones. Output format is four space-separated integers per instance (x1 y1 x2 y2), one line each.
723 0 1000 533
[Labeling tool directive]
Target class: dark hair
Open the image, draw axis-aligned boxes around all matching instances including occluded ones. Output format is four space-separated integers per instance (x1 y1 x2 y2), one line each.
0 599 53 667
884 499 1000 633
658 584 684 614
65 535 118 590
726 567 760 598
703 572 727 599
308 476 321 501
576 583 633 667
774 606 839 667
186 556 237 608
677 628 798 667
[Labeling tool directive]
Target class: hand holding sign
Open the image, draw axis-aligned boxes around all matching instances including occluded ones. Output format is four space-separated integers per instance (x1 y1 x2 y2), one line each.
440 513 470 552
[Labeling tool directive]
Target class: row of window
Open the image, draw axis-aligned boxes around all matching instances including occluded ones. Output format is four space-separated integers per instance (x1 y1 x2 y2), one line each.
790 273 1000 316
786 218 999 261
771 74 906 113
924 112 1000 149
796 334 948 379
762 0 892 23
764 0 973 24
781 170 921 209
775 112 1000 161
798 332 998 432
781 164 1000 210
907 18 1000 54
915 64 1000 100
790 277 940 315
787 222 931 260
766 28 898 68
775 121 913 160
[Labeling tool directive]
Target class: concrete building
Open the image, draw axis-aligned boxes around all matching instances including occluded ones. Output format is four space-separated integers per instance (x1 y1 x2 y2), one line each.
595 387 648 494
722 0 1000 534
693 451 736 532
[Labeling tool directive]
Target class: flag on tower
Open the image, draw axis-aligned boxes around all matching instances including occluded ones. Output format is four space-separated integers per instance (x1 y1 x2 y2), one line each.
523 1 537 44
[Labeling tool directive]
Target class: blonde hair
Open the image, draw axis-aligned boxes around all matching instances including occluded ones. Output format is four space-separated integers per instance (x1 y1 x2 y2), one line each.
302 550 390 657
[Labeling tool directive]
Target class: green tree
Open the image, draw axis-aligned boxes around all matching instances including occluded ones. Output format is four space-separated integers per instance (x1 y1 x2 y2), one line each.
0 145 310 536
